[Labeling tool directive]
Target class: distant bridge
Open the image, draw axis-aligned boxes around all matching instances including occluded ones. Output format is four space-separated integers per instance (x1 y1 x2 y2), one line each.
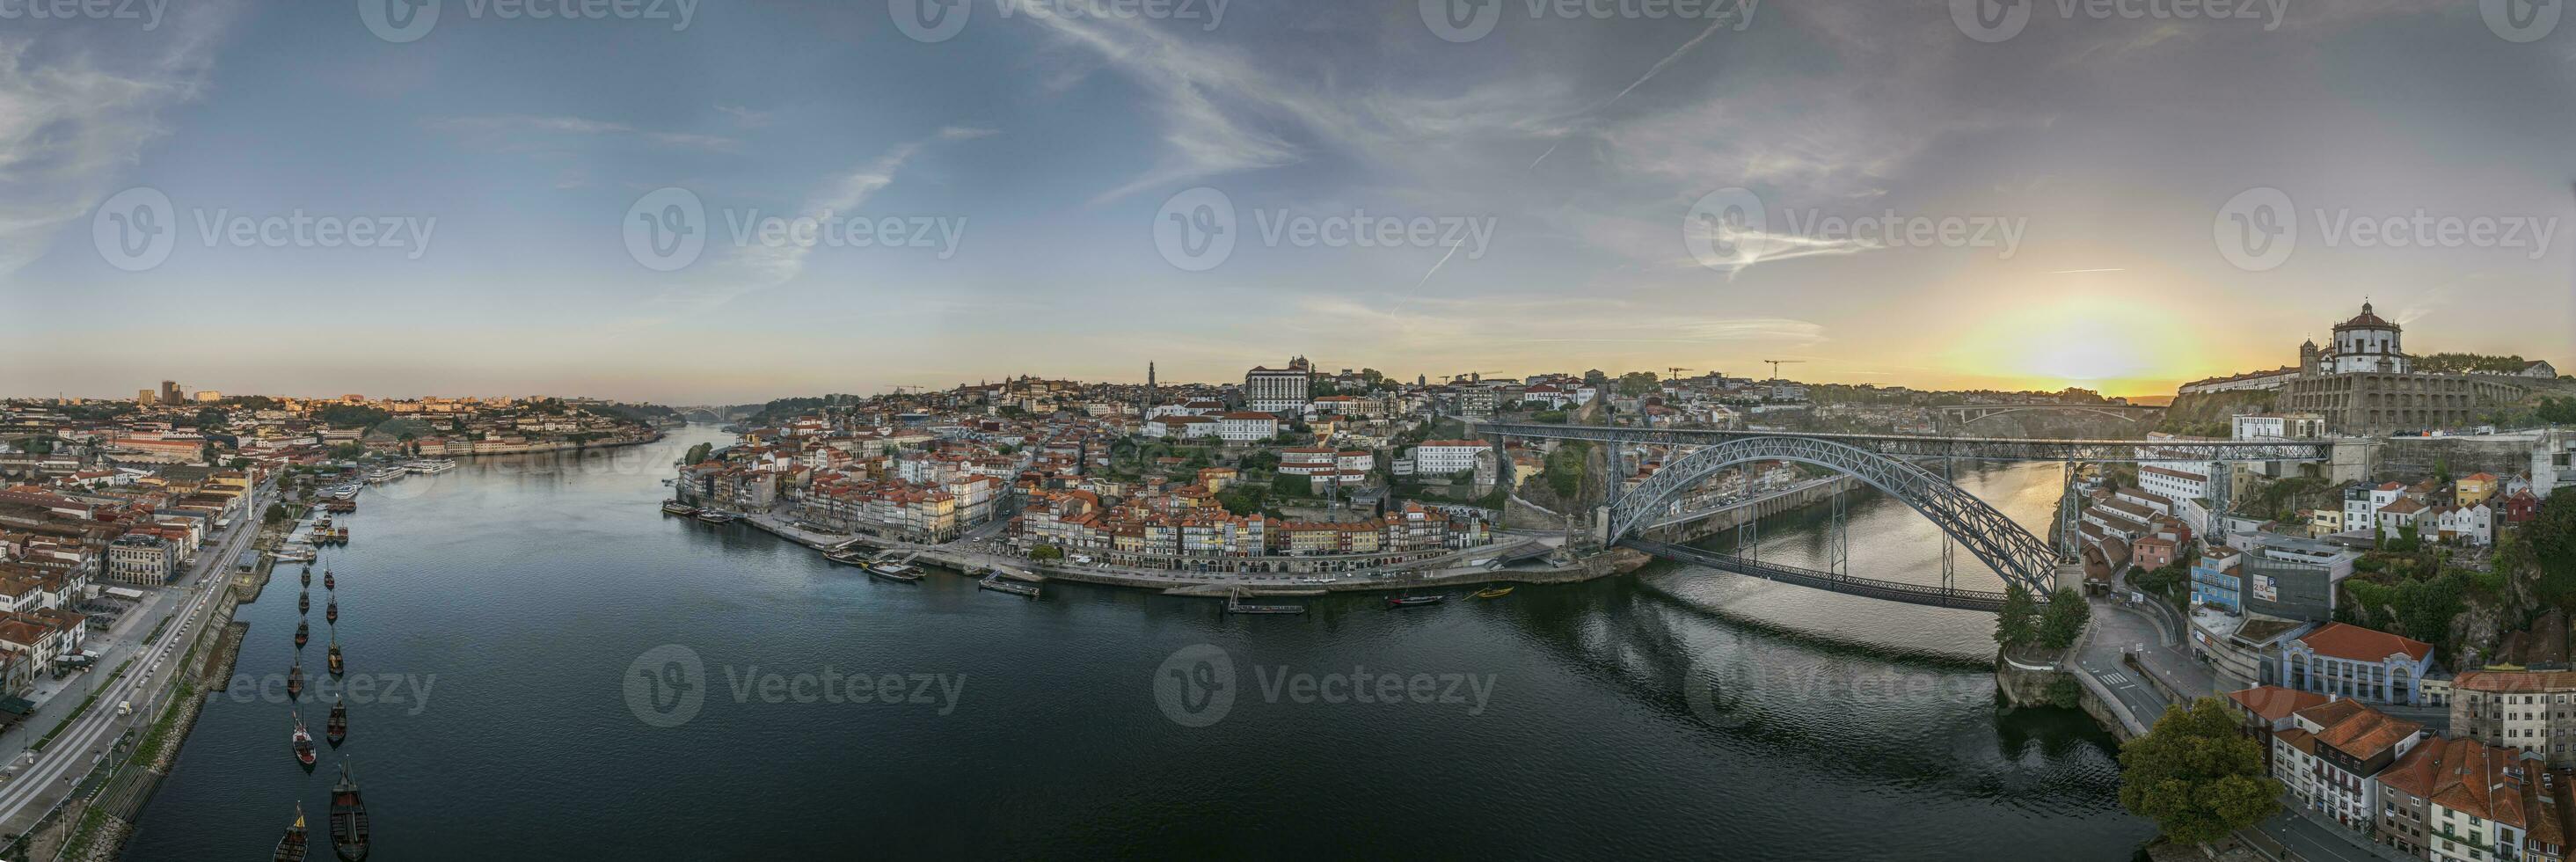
1474 422 2332 606
1935 403 2165 426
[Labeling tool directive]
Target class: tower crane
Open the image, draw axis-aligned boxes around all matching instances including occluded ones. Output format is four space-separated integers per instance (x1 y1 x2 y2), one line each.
1761 360 1805 381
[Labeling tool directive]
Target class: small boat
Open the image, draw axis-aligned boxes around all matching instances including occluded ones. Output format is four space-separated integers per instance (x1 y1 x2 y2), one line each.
329 763 371 861
300 590 310 615
292 711 317 768
326 698 347 747
695 510 739 524
977 574 1040 597
1385 595 1446 609
325 569 335 590
326 598 339 625
1472 586 1514 599
660 500 698 516
288 660 305 699
868 562 925 582
1226 591 1306 615
407 458 456 474
301 566 311 587
274 804 310 862
296 620 310 648
823 550 871 568
326 633 345 677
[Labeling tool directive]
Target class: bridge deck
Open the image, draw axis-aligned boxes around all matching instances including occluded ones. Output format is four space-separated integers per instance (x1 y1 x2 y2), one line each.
1622 538 2009 612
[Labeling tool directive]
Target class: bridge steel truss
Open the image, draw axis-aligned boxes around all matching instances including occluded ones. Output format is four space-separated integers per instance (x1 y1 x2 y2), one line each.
1472 423 2332 463
1603 435 2068 596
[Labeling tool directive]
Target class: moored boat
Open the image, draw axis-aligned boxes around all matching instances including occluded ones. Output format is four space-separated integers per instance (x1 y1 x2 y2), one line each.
325 569 335 590
1472 586 1514 599
1385 595 1446 609
288 660 305 700
274 804 309 862
868 562 925 582
296 620 309 648
660 500 698 516
1225 591 1306 615
326 698 347 747
300 565 311 587
823 549 871 567
326 598 339 625
292 711 317 769
327 633 344 676
329 763 371 861
695 509 740 524
301 590 310 615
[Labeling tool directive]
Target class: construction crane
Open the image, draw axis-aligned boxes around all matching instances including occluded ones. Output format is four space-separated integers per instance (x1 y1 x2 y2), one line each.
1441 370 1507 384
1762 360 1805 381
1665 367 1692 381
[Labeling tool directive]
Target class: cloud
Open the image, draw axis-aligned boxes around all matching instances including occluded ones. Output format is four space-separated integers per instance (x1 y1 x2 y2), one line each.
0 3 239 279
425 114 741 153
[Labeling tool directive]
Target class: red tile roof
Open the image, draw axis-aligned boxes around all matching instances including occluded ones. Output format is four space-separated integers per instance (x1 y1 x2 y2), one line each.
2299 622 2434 662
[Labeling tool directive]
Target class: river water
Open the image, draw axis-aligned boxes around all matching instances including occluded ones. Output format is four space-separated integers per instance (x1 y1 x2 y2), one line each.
127 425 2151 859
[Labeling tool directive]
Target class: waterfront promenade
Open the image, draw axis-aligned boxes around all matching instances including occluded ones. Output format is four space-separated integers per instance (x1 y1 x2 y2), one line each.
0 478 270 843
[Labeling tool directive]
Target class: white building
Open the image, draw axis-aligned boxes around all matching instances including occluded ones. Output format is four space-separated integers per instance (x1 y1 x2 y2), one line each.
2324 302 2411 375
1244 358 1313 413
1412 440 1487 477
2273 698 2424 831
1218 412 1280 443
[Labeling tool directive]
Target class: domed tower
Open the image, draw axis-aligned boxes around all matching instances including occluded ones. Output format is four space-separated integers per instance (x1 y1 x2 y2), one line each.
2330 301 2407 374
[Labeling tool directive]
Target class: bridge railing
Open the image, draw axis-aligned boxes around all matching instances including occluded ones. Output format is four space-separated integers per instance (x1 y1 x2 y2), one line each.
1624 538 2010 611
1471 421 2331 463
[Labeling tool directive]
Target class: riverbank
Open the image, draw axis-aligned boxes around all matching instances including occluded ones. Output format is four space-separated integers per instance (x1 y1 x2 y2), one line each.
428 430 663 459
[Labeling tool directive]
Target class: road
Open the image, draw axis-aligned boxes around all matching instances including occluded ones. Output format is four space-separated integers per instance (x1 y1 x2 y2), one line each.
0 478 267 838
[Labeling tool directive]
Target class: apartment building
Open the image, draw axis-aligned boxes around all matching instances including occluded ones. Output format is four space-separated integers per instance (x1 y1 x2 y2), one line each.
2274 698 2425 829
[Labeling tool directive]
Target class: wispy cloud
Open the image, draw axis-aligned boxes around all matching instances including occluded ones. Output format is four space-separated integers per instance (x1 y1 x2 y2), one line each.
0 3 239 279
426 114 741 153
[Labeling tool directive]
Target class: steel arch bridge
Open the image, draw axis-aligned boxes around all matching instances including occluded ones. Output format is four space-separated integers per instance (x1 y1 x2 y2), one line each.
1607 435 2066 596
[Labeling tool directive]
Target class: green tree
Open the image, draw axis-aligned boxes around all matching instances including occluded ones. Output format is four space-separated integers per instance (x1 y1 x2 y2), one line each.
1993 584 2039 648
2038 588 2091 650
263 503 290 525
2118 698 2283 843
1029 544 1065 561
1271 473 1311 498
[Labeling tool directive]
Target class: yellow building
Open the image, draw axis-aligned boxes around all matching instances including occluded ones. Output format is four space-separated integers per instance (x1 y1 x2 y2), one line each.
2456 472 2499 508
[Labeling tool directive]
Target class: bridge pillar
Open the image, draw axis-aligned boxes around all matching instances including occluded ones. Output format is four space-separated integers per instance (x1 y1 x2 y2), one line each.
1592 506 1612 546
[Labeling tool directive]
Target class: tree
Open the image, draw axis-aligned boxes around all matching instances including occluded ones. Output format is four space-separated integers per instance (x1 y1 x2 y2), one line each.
1029 544 1065 561
2118 698 2282 843
264 503 290 525
1993 584 2039 648
2038 588 2091 650
1271 473 1311 498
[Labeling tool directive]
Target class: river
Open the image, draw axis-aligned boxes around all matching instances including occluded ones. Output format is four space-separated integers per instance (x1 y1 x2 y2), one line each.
127 425 2151 859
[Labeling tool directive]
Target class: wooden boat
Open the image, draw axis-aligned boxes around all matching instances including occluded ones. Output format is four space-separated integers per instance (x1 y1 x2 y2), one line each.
288 660 305 700
292 711 317 769
329 763 371 861
326 632 344 677
1225 592 1306 615
296 620 309 648
1472 586 1514 599
326 598 338 625
274 804 309 862
300 590 310 615
1385 595 1446 609
822 549 872 568
301 566 311 587
325 569 335 590
694 510 739 524
977 574 1039 597
867 562 925 582
326 698 347 747
660 500 697 516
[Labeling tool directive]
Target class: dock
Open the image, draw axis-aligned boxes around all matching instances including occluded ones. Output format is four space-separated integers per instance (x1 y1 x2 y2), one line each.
1224 588 1306 615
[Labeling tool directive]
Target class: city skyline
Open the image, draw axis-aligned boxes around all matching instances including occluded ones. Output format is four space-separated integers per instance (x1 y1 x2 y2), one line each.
5 1 2572 403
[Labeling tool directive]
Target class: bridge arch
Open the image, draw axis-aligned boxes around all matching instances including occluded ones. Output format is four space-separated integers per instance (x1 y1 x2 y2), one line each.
1948 405 2158 426
1610 435 2065 596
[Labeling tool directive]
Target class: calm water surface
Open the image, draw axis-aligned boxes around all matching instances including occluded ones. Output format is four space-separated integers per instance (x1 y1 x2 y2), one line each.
128 427 2151 859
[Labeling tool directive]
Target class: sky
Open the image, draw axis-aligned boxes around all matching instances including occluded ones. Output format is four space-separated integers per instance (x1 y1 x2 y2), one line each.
1 0 2571 405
